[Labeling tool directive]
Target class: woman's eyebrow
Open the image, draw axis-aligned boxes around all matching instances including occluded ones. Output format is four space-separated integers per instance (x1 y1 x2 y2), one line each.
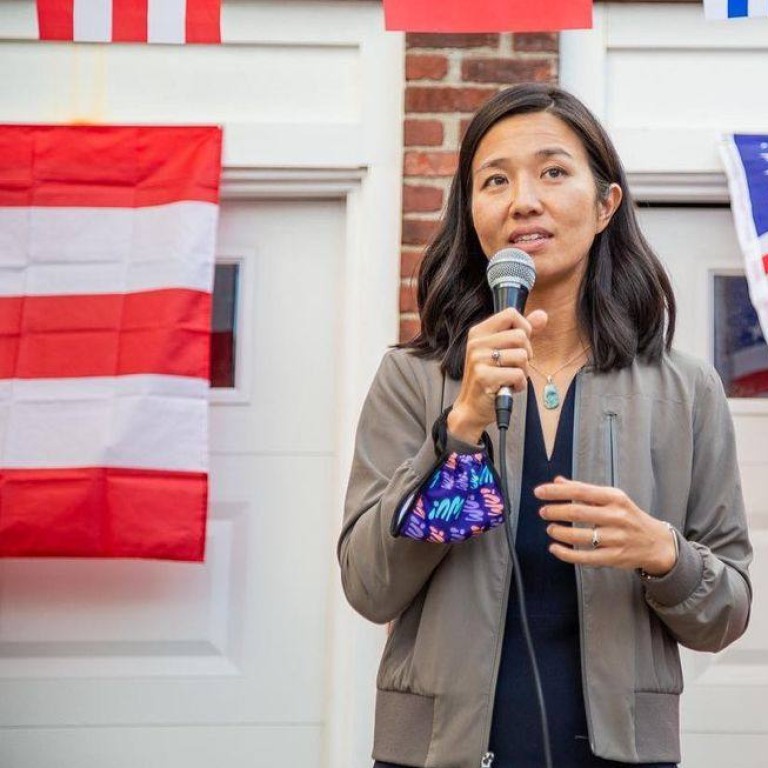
474 146 574 174
536 146 574 160
473 157 508 174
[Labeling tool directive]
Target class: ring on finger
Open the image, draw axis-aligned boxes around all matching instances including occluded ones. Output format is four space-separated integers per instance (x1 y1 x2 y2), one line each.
491 348 502 367
591 526 601 549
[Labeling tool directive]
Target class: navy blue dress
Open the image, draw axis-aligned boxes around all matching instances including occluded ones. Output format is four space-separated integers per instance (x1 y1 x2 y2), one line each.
375 383 677 768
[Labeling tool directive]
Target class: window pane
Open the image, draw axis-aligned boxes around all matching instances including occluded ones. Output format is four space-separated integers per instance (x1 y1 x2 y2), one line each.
210 263 238 388
713 274 768 398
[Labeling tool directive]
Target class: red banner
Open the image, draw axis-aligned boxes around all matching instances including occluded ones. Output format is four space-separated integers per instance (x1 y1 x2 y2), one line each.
384 0 592 33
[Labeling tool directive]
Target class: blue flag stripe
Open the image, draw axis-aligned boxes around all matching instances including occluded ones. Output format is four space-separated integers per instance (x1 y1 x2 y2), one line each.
728 0 749 17
733 135 768 239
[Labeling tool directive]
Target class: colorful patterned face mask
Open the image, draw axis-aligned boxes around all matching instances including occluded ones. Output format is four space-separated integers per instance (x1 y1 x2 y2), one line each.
391 409 507 543
392 451 506 543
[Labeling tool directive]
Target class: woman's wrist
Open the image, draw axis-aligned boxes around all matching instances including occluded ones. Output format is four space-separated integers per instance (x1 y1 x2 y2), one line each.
446 405 485 445
639 522 679 579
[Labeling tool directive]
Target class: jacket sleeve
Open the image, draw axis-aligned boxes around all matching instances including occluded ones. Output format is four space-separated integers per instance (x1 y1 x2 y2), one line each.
337 349 483 624
642 365 753 652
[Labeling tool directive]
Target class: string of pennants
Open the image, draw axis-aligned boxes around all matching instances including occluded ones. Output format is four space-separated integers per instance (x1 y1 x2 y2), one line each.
31 1 768 44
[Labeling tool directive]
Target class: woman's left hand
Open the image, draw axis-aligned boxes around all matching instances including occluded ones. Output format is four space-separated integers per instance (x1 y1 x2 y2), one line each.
535 477 677 576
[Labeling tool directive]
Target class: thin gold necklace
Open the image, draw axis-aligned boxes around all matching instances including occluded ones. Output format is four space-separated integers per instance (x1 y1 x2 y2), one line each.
529 346 588 410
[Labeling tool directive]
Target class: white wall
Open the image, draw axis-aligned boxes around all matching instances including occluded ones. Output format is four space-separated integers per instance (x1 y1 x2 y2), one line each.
0 2 403 767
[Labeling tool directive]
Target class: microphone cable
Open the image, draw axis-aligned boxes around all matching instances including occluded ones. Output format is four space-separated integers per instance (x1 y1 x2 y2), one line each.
486 248 552 768
497 418 554 768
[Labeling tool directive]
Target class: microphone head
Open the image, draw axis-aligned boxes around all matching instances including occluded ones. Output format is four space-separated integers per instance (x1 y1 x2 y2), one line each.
486 247 536 293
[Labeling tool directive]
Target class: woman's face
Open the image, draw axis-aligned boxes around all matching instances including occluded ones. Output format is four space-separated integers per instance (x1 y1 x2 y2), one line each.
470 111 621 291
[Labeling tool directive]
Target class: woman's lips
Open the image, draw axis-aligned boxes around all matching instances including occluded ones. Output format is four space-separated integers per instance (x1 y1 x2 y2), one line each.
508 234 551 254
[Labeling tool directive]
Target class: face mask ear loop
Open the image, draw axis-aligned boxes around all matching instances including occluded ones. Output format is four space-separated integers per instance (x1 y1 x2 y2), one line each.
440 370 446 414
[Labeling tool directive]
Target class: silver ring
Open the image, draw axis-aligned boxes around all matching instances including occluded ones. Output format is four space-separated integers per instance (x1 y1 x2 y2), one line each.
591 527 601 549
491 349 502 367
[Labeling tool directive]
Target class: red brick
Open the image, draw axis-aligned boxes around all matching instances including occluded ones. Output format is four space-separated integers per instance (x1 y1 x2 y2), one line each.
403 184 444 213
514 32 558 53
407 33 499 49
405 86 497 114
400 282 419 313
402 217 440 246
401 249 425 280
403 151 458 177
406 54 449 81
461 58 555 85
459 118 473 140
399 316 421 343
404 119 444 147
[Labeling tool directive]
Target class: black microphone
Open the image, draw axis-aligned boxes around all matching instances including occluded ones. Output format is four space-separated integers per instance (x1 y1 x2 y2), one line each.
486 248 536 429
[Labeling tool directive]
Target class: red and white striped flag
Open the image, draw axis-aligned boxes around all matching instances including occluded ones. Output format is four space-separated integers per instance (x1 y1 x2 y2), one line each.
0 125 222 559
37 0 221 44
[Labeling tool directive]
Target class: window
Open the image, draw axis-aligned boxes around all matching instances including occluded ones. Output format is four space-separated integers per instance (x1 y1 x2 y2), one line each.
713 274 768 398
210 263 239 388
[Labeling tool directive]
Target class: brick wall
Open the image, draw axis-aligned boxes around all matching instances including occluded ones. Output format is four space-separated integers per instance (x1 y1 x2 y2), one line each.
399 32 558 342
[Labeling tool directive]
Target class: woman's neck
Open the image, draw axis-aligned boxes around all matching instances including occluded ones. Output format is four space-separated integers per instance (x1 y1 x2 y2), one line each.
526 283 586 369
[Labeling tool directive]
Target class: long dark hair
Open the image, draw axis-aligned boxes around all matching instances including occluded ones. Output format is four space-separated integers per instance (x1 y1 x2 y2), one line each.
402 83 676 380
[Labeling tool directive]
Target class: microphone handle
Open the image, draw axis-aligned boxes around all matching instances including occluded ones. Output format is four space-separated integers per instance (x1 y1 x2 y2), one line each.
492 284 529 316
492 283 529 429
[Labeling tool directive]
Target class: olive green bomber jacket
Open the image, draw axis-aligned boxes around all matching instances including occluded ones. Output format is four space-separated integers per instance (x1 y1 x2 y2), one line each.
338 348 752 768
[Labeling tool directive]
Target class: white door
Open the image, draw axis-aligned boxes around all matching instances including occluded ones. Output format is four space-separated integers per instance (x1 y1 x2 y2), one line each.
0 196 345 768
637 206 768 766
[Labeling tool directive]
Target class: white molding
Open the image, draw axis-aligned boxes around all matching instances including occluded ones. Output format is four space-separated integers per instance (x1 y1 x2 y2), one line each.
627 172 730 204
221 167 365 199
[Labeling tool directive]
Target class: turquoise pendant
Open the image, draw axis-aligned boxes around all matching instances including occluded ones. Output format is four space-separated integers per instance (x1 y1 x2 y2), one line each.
542 379 560 410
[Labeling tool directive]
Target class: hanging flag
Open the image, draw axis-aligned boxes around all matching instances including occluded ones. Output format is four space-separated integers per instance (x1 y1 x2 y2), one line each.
719 134 768 386
384 0 592 33
705 0 768 20
0 124 222 559
36 0 221 44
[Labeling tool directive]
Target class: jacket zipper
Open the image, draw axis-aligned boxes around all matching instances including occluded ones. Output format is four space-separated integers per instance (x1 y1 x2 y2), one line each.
478 557 511 768
605 410 618 487
574 373 598 755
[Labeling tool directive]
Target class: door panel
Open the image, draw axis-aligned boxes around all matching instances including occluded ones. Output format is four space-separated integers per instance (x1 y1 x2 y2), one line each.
0 725 321 768
0 198 344 767
637 206 768 764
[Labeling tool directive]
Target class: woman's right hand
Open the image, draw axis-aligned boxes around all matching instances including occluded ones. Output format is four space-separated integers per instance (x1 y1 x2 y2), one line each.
447 307 548 443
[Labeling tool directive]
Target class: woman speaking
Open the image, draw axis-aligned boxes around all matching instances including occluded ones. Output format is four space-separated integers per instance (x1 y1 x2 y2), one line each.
337 84 752 768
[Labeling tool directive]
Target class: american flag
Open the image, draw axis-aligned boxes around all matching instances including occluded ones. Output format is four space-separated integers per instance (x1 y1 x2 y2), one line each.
719 134 768 393
0 125 222 559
